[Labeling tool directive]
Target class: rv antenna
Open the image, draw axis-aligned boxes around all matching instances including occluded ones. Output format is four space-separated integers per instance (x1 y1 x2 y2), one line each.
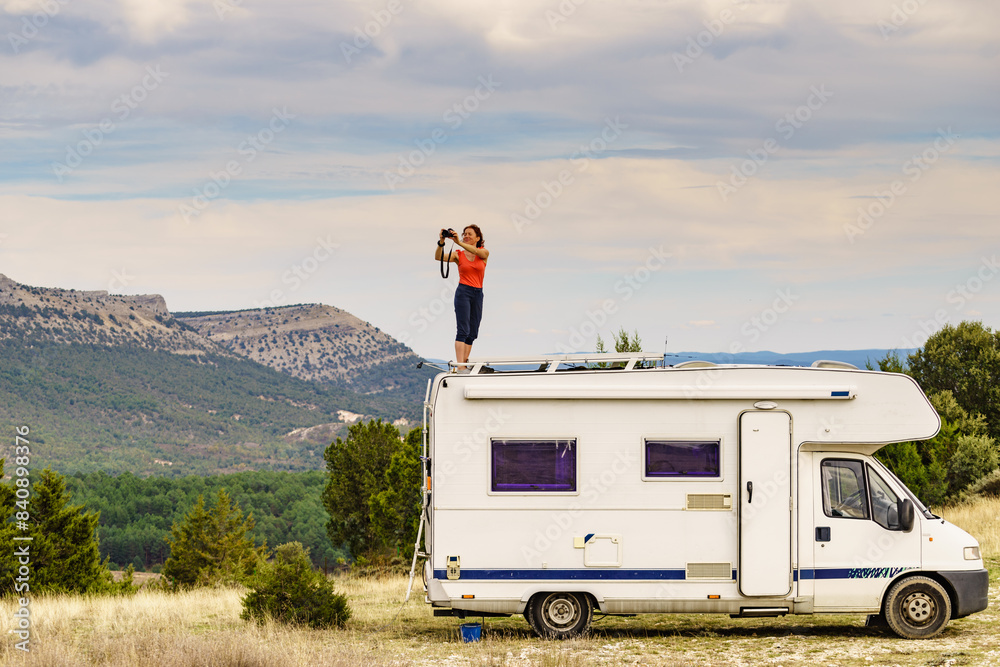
662 335 668 368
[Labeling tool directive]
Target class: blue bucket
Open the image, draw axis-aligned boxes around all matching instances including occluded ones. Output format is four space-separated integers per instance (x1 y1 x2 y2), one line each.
459 622 482 642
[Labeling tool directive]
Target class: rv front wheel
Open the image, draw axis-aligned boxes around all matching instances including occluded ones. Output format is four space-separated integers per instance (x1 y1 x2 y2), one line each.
884 576 952 639
526 592 593 639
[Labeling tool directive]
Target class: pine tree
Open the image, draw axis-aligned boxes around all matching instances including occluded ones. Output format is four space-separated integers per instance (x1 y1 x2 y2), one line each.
162 489 266 588
368 427 423 560
0 459 19 595
0 465 131 595
594 328 645 368
322 420 420 562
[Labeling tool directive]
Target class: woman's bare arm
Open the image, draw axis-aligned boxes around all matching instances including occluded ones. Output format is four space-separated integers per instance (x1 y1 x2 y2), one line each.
453 239 489 262
435 233 458 262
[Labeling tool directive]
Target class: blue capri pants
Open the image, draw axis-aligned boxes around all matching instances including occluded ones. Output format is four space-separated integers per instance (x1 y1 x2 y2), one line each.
454 283 484 344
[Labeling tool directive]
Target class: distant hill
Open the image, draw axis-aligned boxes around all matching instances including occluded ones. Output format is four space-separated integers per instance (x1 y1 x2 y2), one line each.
0 274 433 476
0 273 221 354
174 304 430 396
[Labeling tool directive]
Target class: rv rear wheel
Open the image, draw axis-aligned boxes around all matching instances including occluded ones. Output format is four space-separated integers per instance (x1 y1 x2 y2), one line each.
884 576 952 639
526 592 593 639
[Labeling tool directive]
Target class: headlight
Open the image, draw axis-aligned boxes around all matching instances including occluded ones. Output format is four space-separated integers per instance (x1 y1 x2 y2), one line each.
964 546 981 560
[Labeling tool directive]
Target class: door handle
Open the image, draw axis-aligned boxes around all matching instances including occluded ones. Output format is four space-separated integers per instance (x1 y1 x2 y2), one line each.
746 481 753 504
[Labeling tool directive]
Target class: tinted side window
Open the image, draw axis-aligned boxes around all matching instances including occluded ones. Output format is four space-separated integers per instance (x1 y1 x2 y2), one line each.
821 459 869 519
491 440 576 492
645 440 720 478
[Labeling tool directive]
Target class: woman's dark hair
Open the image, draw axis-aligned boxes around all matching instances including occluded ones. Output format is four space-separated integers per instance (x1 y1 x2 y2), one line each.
464 224 484 248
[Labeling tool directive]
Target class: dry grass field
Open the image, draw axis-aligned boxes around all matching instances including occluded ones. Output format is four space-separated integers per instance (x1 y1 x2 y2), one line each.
2 497 998 666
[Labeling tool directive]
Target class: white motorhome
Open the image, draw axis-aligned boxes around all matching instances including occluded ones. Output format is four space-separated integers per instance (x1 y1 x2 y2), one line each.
414 353 989 639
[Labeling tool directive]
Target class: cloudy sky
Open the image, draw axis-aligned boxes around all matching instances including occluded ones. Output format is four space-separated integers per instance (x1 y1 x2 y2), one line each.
1 0 997 361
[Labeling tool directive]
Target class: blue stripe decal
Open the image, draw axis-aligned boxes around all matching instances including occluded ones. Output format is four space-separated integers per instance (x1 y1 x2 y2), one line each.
831 391 850 397
433 567 914 582
584 533 595 543
433 569 689 581
798 567 914 580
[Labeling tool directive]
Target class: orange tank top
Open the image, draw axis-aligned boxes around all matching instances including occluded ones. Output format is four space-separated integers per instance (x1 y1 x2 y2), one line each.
456 249 486 289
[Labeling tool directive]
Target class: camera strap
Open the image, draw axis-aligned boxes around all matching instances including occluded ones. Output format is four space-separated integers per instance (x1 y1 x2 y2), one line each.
440 241 454 279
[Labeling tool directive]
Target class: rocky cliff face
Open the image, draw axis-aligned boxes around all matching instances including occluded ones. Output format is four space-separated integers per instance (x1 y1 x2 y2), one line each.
176 304 417 385
0 274 222 354
0 274 424 393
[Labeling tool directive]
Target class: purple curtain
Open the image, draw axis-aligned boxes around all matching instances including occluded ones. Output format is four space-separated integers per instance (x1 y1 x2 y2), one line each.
491 440 576 492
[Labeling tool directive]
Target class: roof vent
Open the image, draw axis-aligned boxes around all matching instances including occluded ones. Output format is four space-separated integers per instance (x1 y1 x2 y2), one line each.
811 360 858 370
673 360 718 369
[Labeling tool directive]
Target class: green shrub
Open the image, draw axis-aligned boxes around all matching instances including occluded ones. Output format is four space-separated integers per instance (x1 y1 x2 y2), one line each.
948 434 999 493
966 468 1000 497
241 542 351 629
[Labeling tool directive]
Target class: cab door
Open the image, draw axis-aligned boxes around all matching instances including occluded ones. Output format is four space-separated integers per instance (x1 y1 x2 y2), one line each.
811 457 921 610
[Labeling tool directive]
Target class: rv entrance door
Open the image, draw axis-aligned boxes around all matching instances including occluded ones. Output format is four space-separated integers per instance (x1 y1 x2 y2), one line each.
738 410 792 597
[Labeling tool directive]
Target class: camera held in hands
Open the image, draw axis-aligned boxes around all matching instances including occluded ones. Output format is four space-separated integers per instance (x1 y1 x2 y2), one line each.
441 228 457 240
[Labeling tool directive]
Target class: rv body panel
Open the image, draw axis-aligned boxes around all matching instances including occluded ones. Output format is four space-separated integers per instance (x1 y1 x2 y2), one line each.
422 360 985 638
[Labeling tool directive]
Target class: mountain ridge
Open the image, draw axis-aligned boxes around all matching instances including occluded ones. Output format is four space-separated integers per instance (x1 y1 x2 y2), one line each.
0 273 429 393
0 273 432 476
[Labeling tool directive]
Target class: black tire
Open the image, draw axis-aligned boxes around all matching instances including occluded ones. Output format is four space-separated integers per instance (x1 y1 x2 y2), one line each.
884 576 952 639
526 592 593 639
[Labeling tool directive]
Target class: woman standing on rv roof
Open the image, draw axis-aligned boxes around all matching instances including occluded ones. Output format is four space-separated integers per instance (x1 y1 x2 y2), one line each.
435 225 489 368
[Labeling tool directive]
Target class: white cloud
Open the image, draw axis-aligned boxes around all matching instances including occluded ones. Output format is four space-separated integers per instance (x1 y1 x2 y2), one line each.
0 0 996 357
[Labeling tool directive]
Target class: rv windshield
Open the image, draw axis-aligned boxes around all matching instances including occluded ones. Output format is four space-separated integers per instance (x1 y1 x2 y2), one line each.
870 457 936 520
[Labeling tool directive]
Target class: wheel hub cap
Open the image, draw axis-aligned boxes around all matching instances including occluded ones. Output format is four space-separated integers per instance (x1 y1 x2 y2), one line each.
543 596 579 628
902 591 935 625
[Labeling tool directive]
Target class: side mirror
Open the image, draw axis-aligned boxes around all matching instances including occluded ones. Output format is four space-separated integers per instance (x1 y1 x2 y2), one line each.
898 499 915 533
886 503 900 530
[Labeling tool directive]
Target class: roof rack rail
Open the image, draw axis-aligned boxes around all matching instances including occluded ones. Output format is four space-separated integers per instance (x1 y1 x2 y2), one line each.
452 352 665 374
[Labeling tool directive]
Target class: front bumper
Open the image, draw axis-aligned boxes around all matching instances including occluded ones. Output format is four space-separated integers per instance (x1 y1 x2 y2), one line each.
939 569 989 618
